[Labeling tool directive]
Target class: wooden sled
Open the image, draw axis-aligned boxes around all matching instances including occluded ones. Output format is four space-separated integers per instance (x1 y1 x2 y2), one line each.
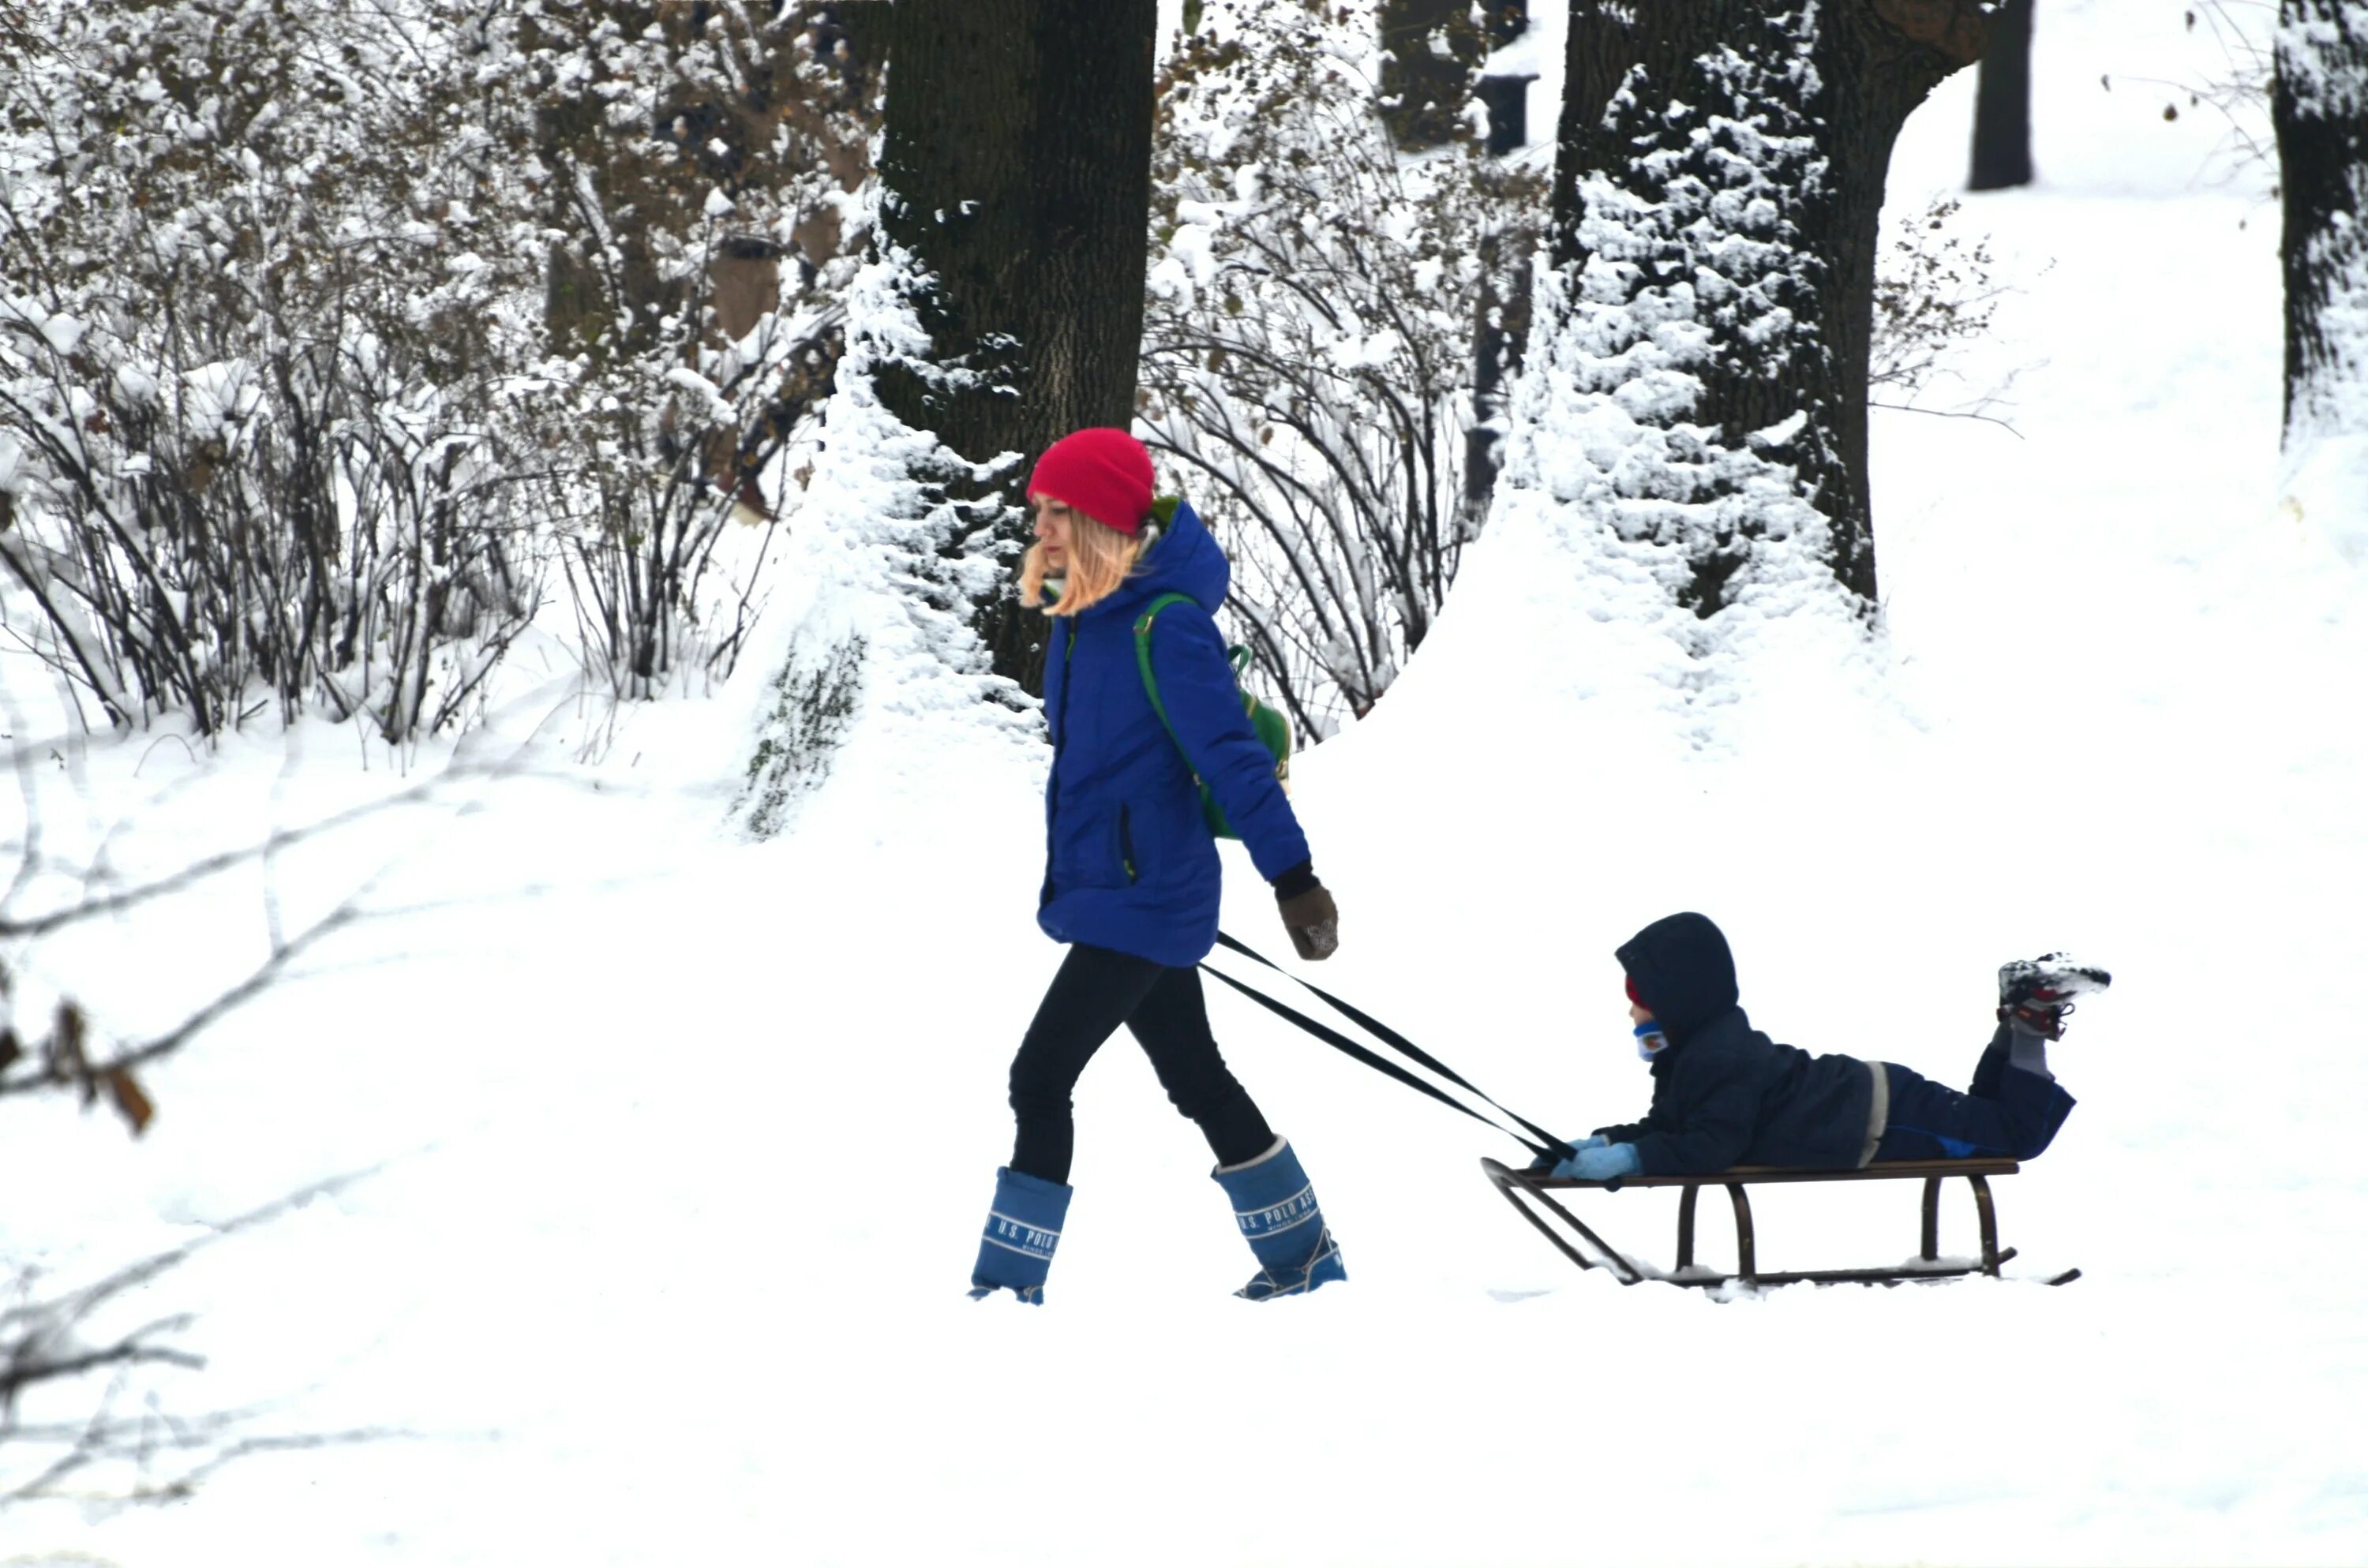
1482 1154 2079 1289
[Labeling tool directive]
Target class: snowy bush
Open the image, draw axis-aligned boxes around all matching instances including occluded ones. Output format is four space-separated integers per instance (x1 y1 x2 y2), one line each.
1141 0 1538 738
519 2 879 698
0 1 878 735
0 0 560 738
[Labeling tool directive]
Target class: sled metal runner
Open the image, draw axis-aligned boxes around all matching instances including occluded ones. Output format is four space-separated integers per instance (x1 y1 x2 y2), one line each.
1480 1155 2052 1289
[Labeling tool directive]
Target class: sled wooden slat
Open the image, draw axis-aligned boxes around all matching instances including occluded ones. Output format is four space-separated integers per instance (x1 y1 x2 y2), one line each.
1480 1155 2056 1289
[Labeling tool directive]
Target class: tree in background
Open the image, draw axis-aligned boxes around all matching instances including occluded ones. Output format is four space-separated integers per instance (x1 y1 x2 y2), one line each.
1969 0 2036 189
1379 0 1535 150
1377 0 1489 148
735 1 1162 831
2272 0 2368 559
1527 0 1991 619
871 0 1160 692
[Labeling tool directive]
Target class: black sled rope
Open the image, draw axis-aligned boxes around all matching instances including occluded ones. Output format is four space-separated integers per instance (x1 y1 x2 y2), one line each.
1200 932 1572 1164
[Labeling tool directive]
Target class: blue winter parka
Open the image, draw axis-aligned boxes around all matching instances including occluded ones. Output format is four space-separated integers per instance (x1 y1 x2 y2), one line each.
1036 501 1310 969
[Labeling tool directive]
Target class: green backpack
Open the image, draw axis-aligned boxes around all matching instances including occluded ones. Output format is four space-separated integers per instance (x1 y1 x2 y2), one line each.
1132 592 1291 840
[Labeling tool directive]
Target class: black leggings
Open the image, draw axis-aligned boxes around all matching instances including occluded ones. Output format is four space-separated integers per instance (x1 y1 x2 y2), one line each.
1007 944 1276 1185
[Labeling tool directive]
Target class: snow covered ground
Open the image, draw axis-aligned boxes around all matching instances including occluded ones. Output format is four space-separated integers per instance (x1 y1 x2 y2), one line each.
6 2 2367 1564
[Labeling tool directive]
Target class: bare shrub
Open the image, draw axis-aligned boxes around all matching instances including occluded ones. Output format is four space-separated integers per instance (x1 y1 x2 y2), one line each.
0 0 551 739
1141 0 1539 737
0 2 884 729
523 3 879 698
1871 196 2015 415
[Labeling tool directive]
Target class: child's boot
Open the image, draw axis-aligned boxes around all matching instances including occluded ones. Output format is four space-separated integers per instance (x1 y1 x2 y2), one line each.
968 1166 1072 1304
1212 1137 1347 1300
1995 952 2113 1042
1976 952 2111 1091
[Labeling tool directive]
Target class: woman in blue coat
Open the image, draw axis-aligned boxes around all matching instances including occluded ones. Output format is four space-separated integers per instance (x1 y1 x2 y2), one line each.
967 428 1345 1304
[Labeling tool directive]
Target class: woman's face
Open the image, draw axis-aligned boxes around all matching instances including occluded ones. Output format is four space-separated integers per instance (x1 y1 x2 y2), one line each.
1031 494 1075 570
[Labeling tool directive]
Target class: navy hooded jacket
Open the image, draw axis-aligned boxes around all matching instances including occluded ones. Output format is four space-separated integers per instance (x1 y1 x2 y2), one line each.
1595 912 1876 1174
1036 500 1310 968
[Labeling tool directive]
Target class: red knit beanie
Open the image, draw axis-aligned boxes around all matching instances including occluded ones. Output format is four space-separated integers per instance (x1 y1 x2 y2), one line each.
1029 428 1155 534
1624 974 1645 1006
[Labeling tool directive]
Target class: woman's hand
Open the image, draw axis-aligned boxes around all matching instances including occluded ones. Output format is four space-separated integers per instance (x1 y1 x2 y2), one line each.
1277 881 1339 961
1271 862 1337 961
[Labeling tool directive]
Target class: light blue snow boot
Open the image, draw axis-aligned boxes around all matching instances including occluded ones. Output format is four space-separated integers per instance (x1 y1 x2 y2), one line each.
1212 1137 1347 1300
968 1166 1072 1304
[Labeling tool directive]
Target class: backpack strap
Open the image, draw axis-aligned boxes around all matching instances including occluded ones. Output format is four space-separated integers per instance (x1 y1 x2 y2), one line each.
1132 592 1200 772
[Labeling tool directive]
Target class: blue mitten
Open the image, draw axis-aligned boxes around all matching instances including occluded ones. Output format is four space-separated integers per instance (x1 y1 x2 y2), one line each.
1530 1133 1606 1171
1553 1142 1643 1182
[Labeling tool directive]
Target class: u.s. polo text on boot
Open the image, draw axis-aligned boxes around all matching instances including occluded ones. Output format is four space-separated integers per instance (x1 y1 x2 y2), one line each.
1235 1184 1319 1241
984 1211 1060 1263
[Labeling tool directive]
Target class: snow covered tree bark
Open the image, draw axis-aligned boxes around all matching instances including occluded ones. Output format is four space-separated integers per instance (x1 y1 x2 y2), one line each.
1542 0 1989 612
730 1 1157 831
1968 0 2036 190
875 0 1160 689
2273 0 2368 560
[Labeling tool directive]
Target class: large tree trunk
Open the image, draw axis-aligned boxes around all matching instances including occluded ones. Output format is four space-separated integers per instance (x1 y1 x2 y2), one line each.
1968 0 2035 190
2274 0 2368 563
2275 2 2368 442
1545 0 1988 612
875 0 1159 690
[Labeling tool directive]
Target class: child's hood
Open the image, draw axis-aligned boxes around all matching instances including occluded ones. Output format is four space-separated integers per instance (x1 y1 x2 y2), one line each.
1616 912 1740 1042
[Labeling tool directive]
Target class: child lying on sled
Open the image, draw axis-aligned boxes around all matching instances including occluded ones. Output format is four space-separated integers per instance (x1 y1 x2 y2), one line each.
1548 911 2111 1182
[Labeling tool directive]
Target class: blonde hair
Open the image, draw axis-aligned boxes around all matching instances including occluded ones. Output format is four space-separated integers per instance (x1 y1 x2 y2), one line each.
1020 509 1148 616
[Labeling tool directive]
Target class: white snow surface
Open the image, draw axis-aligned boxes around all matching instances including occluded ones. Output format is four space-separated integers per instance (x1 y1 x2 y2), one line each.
6 3 2368 1565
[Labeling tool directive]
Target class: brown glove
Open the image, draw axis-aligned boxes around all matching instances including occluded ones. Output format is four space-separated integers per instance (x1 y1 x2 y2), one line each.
1277 882 1339 962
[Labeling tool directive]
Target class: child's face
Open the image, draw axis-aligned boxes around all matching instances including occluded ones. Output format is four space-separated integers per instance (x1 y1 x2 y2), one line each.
1629 1001 1654 1027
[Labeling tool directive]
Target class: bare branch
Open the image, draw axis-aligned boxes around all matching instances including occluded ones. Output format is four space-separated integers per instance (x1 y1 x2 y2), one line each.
0 774 448 943
1 1171 403 1510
